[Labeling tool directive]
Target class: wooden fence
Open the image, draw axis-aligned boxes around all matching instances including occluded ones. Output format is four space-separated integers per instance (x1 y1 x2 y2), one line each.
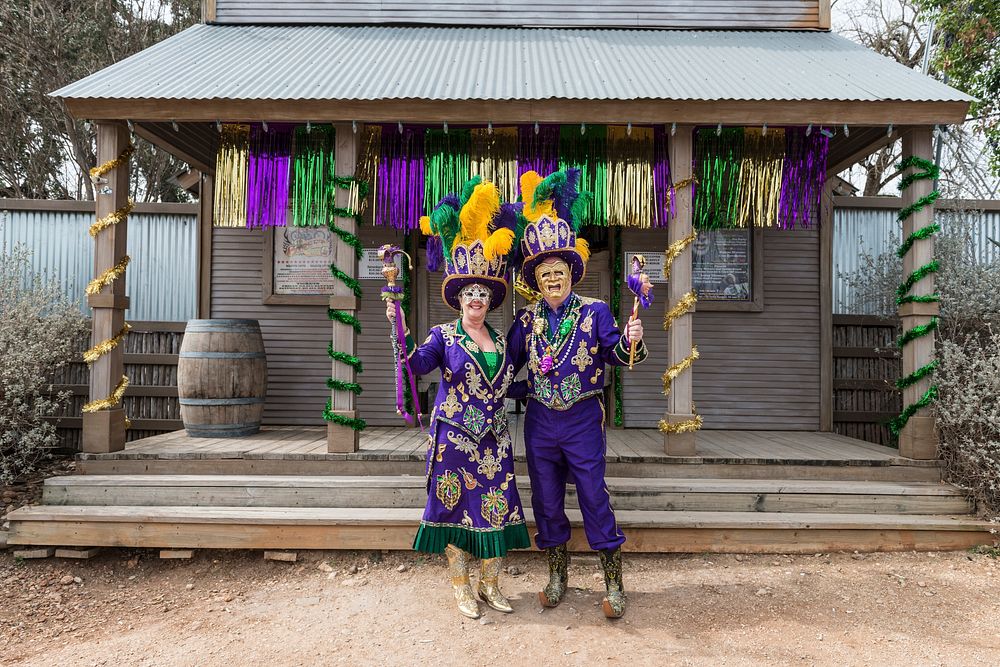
49 322 185 449
832 314 901 446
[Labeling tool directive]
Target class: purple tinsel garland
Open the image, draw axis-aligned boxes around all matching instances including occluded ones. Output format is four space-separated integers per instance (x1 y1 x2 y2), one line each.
778 127 830 229
376 125 425 230
653 125 672 227
518 124 560 177
246 124 292 228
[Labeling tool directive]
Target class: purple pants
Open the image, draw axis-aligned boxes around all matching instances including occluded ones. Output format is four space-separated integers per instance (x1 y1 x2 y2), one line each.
523 396 625 551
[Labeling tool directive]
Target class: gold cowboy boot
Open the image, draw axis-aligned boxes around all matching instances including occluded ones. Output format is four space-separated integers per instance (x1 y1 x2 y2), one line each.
538 544 570 607
445 544 481 619
599 547 626 619
478 557 513 613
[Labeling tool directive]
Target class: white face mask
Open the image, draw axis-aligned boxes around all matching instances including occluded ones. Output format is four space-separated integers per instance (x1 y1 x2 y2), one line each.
460 284 491 306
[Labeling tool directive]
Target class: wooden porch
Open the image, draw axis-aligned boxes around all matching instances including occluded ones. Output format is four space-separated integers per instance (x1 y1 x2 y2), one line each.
6 426 995 555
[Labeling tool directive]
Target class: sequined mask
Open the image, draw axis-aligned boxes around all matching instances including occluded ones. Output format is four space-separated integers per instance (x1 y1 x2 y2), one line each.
460 284 492 306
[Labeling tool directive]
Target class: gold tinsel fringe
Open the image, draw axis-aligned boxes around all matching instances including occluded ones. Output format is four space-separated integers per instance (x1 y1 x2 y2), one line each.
90 200 134 237
90 143 135 183
658 411 703 434
213 124 250 227
661 347 700 397
82 375 129 413
83 323 132 364
356 125 381 218
607 126 655 227
663 231 698 281
86 255 130 296
471 127 519 204
735 129 785 227
663 291 698 330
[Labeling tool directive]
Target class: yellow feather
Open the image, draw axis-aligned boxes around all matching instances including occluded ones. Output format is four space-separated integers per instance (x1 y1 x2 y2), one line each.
520 171 554 222
483 228 515 260
419 215 432 236
459 181 499 243
575 238 591 263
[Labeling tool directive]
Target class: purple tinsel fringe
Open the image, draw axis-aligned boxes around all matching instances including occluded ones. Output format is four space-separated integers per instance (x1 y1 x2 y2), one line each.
246 124 292 228
518 124 560 177
376 125 425 230
653 125 672 228
778 127 830 229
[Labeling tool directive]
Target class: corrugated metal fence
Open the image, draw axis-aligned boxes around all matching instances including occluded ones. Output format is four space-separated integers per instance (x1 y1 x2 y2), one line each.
833 197 1000 315
0 200 198 321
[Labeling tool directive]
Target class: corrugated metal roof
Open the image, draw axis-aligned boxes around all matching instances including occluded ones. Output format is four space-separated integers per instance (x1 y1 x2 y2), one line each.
53 25 970 104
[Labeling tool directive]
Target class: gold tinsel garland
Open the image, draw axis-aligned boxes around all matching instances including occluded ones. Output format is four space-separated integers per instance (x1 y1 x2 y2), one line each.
734 129 785 227
89 200 135 237
82 375 129 413
83 323 132 364
85 255 130 296
606 126 655 227
89 144 135 183
470 127 519 204
657 231 702 435
213 124 250 228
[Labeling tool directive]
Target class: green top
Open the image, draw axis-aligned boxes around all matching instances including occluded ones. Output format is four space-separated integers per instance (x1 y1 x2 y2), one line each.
456 320 501 382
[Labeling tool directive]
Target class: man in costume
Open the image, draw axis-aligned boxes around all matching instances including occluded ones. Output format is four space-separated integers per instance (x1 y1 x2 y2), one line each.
387 177 530 619
506 170 647 619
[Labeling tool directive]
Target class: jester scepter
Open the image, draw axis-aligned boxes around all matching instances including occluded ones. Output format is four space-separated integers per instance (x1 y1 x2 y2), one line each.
378 244 422 427
626 254 654 369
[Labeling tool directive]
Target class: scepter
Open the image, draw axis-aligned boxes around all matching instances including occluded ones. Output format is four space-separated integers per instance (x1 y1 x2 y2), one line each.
378 244 423 428
625 254 654 369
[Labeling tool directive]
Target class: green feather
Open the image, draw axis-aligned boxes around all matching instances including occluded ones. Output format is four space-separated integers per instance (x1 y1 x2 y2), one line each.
432 204 462 259
460 175 482 208
532 171 566 208
570 191 593 230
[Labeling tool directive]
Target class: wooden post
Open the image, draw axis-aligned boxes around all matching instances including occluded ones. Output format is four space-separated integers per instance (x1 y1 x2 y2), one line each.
82 122 130 453
819 180 835 432
897 127 938 460
198 173 214 318
661 125 697 456
327 123 361 453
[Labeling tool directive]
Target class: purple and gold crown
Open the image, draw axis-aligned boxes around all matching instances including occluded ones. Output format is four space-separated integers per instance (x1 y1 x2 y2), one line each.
441 240 509 312
517 170 592 292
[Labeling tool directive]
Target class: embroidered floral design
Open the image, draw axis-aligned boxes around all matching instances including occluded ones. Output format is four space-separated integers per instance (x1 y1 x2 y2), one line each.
435 471 461 511
497 366 514 398
440 387 462 418
477 448 502 481
463 405 486 434
534 374 554 401
447 430 479 461
560 374 582 403
439 321 459 346
571 339 594 372
481 487 510 529
464 363 489 400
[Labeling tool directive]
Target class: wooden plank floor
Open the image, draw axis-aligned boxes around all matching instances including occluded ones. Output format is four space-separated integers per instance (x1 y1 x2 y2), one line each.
79 416 924 466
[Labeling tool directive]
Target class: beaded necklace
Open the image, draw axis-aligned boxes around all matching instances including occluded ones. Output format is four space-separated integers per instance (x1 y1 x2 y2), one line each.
531 294 581 375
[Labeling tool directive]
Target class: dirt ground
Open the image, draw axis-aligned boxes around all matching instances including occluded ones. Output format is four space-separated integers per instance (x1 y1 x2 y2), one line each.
2 545 999 667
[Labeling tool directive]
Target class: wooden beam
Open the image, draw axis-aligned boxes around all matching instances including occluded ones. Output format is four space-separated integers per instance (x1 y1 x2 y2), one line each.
818 0 831 30
132 123 215 174
0 198 197 214
826 129 901 178
662 124 697 456
83 122 130 454
833 196 1000 211
897 127 938 461
69 99 971 126
327 123 360 453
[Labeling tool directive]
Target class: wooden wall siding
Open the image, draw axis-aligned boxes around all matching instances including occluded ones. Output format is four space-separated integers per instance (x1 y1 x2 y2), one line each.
831 315 901 446
210 228 330 426
214 1 824 28
620 228 821 430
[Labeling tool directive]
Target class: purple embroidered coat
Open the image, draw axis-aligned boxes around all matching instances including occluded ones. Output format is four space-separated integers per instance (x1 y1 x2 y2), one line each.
406 320 530 558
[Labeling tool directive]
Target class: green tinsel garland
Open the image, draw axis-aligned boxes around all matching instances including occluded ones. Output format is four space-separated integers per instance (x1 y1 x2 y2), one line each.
611 229 623 427
890 154 942 436
424 129 471 216
324 173 368 432
896 359 939 390
559 124 608 225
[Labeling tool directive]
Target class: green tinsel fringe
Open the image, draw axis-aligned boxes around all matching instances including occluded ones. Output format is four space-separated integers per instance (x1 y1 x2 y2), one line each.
424 129 471 217
327 378 363 395
897 317 938 348
897 156 940 190
896 359 939 390
328 346 363 373
323 399 367 431
897 223 941 258
329 264 363 298
412 522 531 559
888 384 938 436
559 124 608 225
291 124 335 227
897 191 941 222
897 293 941 306
896 260 940 301
328 308 362 333
693 127 744 229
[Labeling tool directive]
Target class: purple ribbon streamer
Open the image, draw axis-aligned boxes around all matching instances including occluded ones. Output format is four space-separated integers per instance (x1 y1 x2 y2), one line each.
653 125 672 227
518 124 560 176
246 124 292 228
778 127 829 229
376 125 425 230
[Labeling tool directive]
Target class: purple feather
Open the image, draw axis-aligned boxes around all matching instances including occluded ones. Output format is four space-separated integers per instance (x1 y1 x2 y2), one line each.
492 201 522 233
425 235 443 272
436 194 460 211
552 168 581 223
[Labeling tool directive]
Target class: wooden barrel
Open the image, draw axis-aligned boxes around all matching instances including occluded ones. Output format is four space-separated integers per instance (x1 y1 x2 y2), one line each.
177 319 267 438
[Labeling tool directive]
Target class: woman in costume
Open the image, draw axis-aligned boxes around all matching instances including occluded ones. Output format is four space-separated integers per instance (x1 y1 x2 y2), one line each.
385 177 529 619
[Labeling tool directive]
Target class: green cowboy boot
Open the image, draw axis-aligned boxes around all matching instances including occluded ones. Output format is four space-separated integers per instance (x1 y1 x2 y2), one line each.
538 544 570 608
599 547 626 618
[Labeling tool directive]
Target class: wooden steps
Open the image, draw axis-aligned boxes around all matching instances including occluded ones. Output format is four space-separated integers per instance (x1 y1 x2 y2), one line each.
41 475 972 515
6 505 993 554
